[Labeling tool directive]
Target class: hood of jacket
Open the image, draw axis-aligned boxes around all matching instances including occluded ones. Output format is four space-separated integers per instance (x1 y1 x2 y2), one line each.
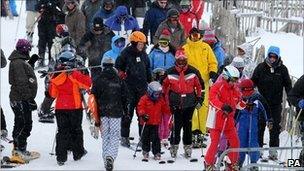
114 5 128 18
237 42 253 59
8 50 29 61
111 35 124 54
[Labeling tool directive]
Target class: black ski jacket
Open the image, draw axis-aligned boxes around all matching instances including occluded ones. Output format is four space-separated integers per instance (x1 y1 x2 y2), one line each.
288 75 304 121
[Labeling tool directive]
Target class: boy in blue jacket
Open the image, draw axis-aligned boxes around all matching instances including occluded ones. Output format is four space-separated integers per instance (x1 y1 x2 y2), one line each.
236 79 273 168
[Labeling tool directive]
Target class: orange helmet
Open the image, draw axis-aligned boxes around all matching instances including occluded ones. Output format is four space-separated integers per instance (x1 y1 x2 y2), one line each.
129 31 146 43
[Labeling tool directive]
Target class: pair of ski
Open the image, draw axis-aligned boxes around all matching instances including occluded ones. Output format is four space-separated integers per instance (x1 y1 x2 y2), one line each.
142 154 198 164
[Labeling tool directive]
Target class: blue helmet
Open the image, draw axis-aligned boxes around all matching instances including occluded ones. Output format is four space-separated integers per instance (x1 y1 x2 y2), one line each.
147 81 162 101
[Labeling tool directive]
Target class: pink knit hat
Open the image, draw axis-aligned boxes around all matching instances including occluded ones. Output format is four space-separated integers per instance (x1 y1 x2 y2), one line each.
203 29 217 44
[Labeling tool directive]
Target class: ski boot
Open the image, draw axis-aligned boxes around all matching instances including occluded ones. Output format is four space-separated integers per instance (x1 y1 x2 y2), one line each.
73 149 87 161
204 161 215 171
268 149 278 161
184 145 192 158
57 161 65 166
170 145 178 158
105 156 114 171
249 166 259 171
120 137 130 148
154 153 161 160
192 130 201 148
142 151 149 162
11 149 32 164
225 163 239 171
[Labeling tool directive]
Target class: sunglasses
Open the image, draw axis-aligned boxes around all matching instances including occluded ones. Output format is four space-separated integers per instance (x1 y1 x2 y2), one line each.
268 54 278 59
158 40 169 46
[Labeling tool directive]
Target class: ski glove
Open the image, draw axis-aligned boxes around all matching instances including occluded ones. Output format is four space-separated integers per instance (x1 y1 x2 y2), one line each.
221 104 233 116
0 129 7 139
90 125 100 139
142 114 150 122
299 99 304 109
195 96 204 109
209 71 218 83
28 99 37 111
267 121 273 130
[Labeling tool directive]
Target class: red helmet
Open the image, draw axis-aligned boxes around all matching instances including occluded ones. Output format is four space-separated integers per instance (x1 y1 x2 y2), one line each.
56 24 69 37
239 79 255 97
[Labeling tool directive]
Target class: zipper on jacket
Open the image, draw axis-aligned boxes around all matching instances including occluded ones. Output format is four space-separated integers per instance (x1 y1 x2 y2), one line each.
164 53 167 67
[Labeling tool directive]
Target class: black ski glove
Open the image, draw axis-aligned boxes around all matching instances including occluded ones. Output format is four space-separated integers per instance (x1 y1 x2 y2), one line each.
142 114 150 122
28 54 39 69
195 96 204 109
209 71 218 83
221 104 233 116
28 99 37 111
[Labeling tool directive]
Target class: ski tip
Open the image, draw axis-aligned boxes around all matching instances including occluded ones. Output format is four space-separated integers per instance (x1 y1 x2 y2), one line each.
190 158 198 162
167 160 175 163
142 159 148 162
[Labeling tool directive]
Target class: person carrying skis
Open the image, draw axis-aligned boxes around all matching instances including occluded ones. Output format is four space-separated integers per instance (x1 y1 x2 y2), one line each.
205 65 246 171
8 39 38 162
115 31 152 148
288 74 304 165
162 48 204 159
183 27 218 148
251 46 292 160
149 28 176 71
236 79 272 170
91 57 129 171
137 81 171 161
48 51 91 166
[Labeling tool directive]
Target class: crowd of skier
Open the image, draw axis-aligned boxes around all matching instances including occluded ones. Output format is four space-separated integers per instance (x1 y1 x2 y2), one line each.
1 0 304 171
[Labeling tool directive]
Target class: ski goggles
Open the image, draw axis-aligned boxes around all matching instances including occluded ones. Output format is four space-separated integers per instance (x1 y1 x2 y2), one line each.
158 40 169 46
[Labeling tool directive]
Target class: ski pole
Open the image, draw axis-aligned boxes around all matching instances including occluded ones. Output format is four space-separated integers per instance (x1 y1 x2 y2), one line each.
38 65 102 75
133 122 146 159
215 116 228 165
50 127 58 155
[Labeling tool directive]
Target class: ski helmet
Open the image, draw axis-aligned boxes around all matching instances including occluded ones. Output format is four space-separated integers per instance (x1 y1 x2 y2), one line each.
239 79 255 97
231 57 245 69
16 39 32 55
58 51 76 65
102 56 115 68
152 68 167 82
147 81 163 101
129 31 146 43
222 65 240 82
56 24 69 37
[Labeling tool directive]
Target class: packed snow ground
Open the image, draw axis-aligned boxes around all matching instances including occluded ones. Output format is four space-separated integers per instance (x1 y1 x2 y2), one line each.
1 1 303 170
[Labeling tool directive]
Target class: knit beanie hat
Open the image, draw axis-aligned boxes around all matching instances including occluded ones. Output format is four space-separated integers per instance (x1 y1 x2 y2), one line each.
166 8 179 18
203 29 217 44
159 29 171 41
93 17 104 30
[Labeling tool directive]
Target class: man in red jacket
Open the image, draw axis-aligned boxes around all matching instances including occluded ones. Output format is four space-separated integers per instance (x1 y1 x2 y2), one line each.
204 65 246 171
162 48 204 159
48 52 91 166
179 0 199 37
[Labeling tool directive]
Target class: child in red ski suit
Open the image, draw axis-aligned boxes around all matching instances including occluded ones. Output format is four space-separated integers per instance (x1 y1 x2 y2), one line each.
205 66 246 170
137 81 171 160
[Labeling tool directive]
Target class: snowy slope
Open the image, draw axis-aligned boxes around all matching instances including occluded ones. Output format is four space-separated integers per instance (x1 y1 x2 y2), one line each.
1 1 303 171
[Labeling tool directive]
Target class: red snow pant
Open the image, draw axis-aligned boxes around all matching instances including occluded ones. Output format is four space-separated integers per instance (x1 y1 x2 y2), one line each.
205 127 240 165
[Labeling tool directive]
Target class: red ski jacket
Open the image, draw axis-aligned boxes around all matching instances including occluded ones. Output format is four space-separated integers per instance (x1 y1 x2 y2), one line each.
49 71 92 110
163 65 204 108
137 94 171 125
209 78 244 131
179 11 199 36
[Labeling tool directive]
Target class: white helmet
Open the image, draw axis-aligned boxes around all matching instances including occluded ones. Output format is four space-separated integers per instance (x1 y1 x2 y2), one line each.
231 57 245 68
222 65 240 81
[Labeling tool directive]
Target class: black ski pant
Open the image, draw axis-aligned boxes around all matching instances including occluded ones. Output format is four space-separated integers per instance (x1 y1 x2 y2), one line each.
141 125 161 155
121 87 145 138
269 105 282 147
258 117 266 147
55 109 85 162
170 106 195 146
10 100 32 151
38 22 55 60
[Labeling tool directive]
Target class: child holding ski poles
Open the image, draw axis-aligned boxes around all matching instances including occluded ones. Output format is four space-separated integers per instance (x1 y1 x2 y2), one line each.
205 66 246 171
137 81 171 161
236 79 273 169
